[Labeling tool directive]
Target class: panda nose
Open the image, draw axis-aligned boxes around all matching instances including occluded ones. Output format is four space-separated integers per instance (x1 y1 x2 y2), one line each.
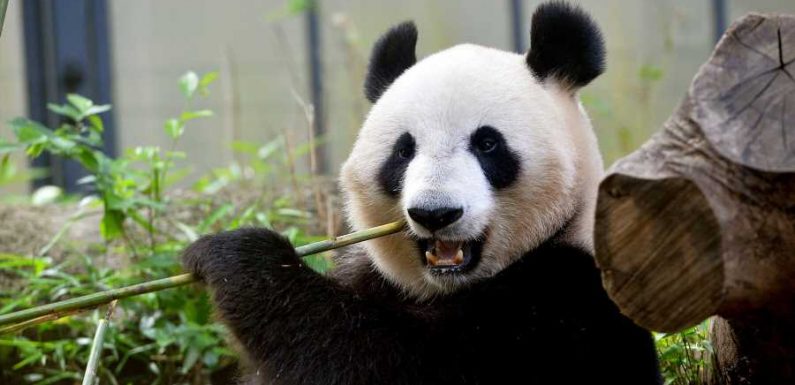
407 207 464 232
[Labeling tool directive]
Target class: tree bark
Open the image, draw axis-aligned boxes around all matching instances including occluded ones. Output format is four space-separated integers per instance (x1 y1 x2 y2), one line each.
593 13 795 384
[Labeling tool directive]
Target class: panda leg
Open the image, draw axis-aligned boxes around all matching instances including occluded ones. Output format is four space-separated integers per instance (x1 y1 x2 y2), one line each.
181 228 419 383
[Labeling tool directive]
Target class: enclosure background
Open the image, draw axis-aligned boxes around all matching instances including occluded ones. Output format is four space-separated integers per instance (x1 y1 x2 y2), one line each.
2 0 794 194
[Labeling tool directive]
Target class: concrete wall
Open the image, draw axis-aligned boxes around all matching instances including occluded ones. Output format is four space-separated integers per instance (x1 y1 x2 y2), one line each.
109 0 311 183
1 0 794 195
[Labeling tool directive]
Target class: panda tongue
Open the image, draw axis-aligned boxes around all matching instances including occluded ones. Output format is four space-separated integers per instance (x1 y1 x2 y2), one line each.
433 240 463 263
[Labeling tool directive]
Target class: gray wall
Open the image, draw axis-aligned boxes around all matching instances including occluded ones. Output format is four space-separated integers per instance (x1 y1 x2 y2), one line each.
109 0 311 181
2 0 795 194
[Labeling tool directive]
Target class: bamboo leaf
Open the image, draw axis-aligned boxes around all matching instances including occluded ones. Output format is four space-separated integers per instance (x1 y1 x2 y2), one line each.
47 103 82 121
100 210 125 240
10 118 51 144
179 71 199 99
179 110 214 122
84 105 111 117
164 119 185 139
196 204 234 233
67 94 93 113
198 71 218 91
87 115 104 133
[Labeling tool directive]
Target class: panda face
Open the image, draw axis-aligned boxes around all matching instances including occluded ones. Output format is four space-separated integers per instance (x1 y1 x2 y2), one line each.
341 3 605 299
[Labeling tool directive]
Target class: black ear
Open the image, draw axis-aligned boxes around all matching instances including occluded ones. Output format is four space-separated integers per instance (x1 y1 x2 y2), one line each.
364 21 418 103
526 2 605 90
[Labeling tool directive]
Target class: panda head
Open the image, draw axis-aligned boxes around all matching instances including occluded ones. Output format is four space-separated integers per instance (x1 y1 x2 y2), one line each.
340 2 606 299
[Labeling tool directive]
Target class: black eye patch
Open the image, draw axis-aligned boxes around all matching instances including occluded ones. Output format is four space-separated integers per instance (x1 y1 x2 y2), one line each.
469 126 521 189
377 132 416 197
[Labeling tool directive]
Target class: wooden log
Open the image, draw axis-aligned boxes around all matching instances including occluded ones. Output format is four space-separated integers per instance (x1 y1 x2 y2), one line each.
593 13 795 384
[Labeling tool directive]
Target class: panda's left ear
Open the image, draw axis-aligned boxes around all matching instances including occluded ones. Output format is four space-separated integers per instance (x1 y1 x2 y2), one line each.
364 21 418 103
526 2 605 92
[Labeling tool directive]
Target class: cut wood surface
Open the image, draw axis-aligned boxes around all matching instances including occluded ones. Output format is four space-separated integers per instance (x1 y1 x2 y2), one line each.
692 14 795 172
593 13 795 385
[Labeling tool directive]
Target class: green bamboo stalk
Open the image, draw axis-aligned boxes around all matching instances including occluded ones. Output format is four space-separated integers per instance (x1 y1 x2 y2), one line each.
0 308 84 335
81 300 117 385
0 273 195 330
0 221 405 329
0 0 8 38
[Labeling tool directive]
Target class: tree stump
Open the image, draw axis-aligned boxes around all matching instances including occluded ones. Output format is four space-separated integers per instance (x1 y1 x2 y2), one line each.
593 13 795 384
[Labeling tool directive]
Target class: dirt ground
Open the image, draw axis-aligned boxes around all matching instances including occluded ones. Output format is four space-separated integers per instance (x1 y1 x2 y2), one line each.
0 203 101 259
0 180 342 288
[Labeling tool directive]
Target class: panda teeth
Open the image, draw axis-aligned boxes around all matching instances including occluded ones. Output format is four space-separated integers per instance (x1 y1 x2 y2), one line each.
425 245 465 267
453 249 464 265
425 250 439 266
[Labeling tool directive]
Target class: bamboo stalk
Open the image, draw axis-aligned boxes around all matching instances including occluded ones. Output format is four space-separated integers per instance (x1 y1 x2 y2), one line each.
0 273 195 330
0 308 85 335
81 300 117 385
0 221 405 329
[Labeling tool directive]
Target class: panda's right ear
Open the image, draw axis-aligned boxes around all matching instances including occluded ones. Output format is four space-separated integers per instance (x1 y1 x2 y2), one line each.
364 21 418 103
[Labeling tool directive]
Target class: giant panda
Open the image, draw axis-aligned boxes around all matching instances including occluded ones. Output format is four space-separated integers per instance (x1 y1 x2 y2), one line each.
182 2 661 384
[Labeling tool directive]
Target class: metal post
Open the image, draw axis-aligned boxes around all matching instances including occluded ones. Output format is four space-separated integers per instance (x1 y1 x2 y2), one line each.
21 0 115 192
509 0 526 53
306 0 327 173
712 0 727 43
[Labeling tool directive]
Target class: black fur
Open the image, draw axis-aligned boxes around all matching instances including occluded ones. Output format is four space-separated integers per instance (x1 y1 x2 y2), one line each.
183 228 661 385
377 132 416 197
469 126 521 189
526 1 605 89
364 21 418 103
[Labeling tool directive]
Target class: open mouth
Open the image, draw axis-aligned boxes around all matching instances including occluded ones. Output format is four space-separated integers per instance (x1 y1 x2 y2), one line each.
416 237 484 274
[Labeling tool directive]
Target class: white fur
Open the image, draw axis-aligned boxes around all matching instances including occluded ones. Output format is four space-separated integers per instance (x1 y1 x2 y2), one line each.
340 44 603 300
401 144 493 241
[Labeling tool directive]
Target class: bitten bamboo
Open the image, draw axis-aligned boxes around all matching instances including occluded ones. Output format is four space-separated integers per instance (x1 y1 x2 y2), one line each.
81 301 117 385
0 221 405 330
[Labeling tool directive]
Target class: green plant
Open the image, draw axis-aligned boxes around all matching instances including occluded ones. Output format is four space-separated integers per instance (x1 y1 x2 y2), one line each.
655 319 713 385
0 221 404 331
3 71 215 249
0 70 333 385
0 156 46 191
0 253 235 385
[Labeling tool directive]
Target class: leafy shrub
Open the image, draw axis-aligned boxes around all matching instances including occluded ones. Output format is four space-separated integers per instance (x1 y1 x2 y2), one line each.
0 71 328 385
655 319 713 385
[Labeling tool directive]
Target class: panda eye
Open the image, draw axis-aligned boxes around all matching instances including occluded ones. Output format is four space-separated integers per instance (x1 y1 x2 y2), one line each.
397 146 414 159
476 137 498 153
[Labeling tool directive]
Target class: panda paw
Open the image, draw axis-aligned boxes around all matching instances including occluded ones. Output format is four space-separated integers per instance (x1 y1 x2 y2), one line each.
181 227 299 283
